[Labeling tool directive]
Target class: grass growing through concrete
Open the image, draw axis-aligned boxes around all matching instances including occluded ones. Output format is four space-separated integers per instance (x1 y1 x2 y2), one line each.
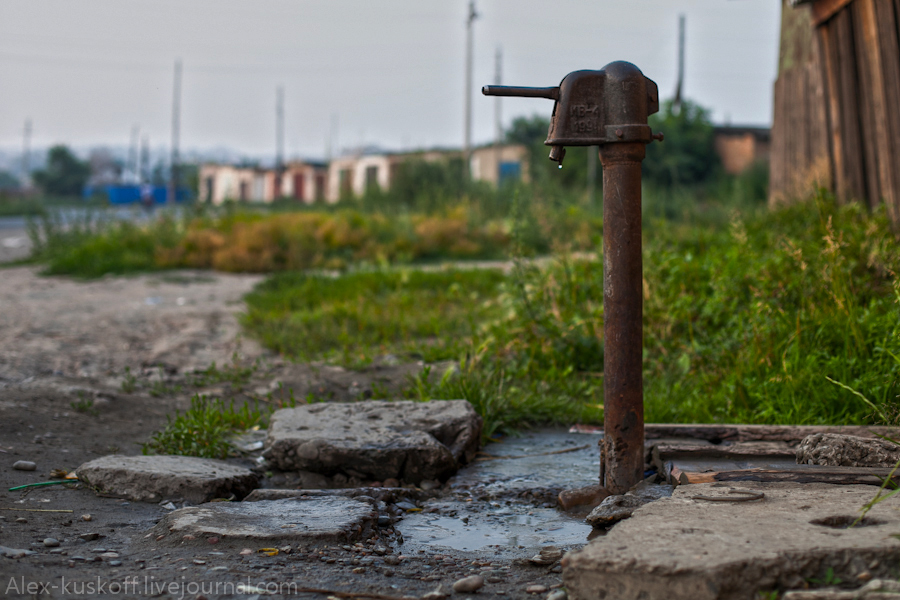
142 395 268 459
242 192 900 435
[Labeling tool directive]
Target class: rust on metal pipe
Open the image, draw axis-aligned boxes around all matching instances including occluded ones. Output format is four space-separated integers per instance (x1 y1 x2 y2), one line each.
600 142 646 494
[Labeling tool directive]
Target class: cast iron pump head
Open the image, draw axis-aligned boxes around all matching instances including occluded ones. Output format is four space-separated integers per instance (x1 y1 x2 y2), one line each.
483 61 661 166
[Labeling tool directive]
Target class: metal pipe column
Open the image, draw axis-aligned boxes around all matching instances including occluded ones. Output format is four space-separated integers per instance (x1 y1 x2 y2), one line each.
600 142 645 495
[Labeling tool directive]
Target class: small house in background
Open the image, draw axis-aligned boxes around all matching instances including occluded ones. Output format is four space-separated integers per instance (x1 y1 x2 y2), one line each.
771 0 900 223
470 144 531 185
200 143 529 205
712 126 771 175
281 161 328 203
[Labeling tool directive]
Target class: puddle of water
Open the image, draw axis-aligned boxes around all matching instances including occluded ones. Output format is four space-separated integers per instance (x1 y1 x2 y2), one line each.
396 428 601 557
398 508 591 553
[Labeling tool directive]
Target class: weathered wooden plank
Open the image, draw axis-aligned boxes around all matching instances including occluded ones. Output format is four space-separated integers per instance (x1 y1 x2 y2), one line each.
874 0 900 223
853 0 883 208
836 8 868 202
813 0 858 25
651 440 797 459
818 23 846 198
671 465 900 486
770 76 787 203
643 423 900 443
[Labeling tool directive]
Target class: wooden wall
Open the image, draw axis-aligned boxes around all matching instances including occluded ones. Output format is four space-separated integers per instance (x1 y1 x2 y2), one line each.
770 0 900 224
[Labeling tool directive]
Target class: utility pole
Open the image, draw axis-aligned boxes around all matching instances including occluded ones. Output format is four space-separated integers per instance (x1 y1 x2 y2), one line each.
276 86 285 170
140 135 150 184
128 125 140 184
493 46 502 184
276 85 285 198
327 114 339 160
168 59 182 204
21 118 32 190
463 0 478 182
673 14 685 114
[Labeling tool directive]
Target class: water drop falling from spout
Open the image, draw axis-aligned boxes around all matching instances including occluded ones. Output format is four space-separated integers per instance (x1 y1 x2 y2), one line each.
558 164 562 169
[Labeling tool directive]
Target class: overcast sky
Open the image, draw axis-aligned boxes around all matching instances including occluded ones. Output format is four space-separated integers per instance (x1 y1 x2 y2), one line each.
0 1 781 160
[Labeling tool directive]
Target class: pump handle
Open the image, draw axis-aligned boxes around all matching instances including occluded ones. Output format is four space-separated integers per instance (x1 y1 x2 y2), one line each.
482 85 559 100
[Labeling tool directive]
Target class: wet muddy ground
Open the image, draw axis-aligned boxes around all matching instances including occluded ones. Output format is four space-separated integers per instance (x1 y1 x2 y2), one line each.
0 267 600 598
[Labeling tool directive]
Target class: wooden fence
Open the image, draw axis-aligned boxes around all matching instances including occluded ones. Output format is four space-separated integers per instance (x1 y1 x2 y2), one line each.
770 0 900 224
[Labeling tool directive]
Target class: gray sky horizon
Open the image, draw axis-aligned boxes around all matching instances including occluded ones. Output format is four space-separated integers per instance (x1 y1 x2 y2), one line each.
1 0 781 161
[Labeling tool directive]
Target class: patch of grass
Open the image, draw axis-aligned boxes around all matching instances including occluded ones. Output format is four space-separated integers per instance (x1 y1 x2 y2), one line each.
142 394 266 459
70 392 98 416
187 354 259 389
242 268 507 365
120 367 137 394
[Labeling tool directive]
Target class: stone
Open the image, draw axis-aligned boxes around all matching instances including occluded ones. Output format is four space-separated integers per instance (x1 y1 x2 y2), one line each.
12 460 36 471
81 514 92 522
421 587 450 600
585 494 645 527
0 546 36 558
76 455 259 503
782 578 900 599
152 497 375 546
547 591 568 600
529 546 564 566
42 538 60 547
265 400 482 483
527 585 549 594
452 575 485 593
797 433 900 468
563 482 900 600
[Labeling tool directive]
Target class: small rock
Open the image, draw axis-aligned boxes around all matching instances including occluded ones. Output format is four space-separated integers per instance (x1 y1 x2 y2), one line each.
585 494 645 527
13 460 36 471
279 545 292 554
79 533 100 541
352 567 366 574
396 501 418 512
162 502 177 511
0 546 37 558
527 585 548 594
239 548 253 555
43 538 60 547
547 590 568 600
81 514 92 522
797 433 900 468
15 517 27 524
421 584 451 600
378 515 392 527
100 552 119 558
206 537 219 544
193 559 206 565
420 480 440 491
530 546 564 566
384 555 402 566
109 560 122 567
453 575 485 593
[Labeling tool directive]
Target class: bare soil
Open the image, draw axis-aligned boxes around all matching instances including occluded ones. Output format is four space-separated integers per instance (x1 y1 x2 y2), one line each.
0 267 569 599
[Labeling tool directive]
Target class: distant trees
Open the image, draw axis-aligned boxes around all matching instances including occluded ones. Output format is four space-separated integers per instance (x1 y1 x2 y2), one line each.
644 99 720 188
32 145 90 197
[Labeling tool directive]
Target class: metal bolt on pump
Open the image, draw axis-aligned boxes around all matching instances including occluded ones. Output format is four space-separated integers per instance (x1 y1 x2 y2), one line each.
483 61 662 494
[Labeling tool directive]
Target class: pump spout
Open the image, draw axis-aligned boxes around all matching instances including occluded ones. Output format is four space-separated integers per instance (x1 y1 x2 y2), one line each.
482 85 559 100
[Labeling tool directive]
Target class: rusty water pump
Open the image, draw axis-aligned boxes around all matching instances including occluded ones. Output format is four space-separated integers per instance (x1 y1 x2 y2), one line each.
483 61 661 495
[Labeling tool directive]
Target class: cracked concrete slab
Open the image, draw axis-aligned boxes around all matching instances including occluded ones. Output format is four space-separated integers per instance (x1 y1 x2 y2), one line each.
152 497 376 546
265 400 482 483
76 455 259 503
563 482 900 600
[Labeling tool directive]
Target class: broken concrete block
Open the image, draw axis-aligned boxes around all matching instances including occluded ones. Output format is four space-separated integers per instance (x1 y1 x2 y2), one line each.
152 497 375 546
585 494 644 527
563 482 900 600
76 455 258 503
797 433 900 468
265 400 482 483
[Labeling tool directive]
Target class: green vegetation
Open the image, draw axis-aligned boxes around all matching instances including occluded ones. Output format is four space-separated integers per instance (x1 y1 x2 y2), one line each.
32 145 90 197
242 193 900 437
243 269 506 366
142 395 267 459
